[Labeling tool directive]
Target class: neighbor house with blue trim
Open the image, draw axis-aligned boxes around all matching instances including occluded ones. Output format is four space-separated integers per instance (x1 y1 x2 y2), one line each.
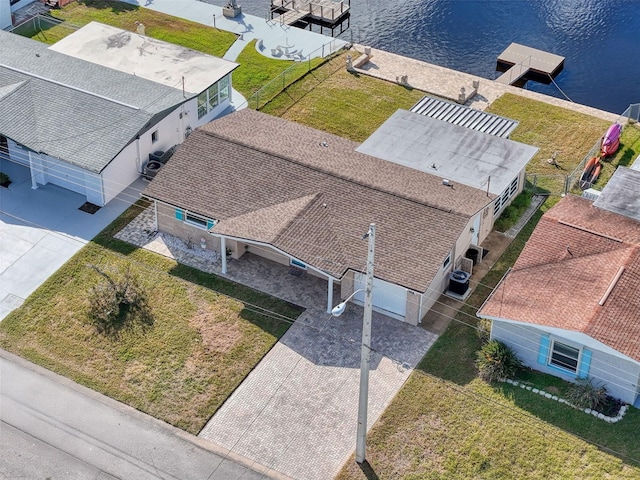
478 194 640 405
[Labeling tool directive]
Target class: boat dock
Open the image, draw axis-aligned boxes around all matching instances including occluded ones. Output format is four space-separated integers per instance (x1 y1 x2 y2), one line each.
270 0 350 35
496 43 564 86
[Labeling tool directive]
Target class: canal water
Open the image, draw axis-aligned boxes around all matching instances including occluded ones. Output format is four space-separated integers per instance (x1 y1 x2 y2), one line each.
204 0 640 114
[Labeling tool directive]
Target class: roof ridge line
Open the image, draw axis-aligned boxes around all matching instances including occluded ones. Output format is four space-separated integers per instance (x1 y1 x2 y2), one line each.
198 129 475 218
557 220 623 243
0 62 140 110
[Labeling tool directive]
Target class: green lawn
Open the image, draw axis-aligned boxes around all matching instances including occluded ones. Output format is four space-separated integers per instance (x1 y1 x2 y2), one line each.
337 199 640 479
261 52 426 142
0 202 303 434
486 96 640 196
26 0 236 57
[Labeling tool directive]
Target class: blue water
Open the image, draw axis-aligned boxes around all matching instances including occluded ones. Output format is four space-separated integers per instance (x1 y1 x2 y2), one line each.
205 0 640 114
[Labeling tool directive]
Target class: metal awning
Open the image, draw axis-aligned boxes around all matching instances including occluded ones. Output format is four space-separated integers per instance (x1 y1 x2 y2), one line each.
410 96 518 139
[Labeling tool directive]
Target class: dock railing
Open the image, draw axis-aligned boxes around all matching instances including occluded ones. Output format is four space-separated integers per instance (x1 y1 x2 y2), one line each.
245 39 347 110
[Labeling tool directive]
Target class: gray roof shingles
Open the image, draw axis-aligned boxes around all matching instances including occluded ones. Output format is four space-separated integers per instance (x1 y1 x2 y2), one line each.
145 109 495 292
0 30 188 173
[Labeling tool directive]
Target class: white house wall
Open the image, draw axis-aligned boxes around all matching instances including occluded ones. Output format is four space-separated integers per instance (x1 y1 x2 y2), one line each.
1 0 11 30
101 140 139 205
418 255 452 325
491 320 640 404
29 151 104 205
6 139 30 166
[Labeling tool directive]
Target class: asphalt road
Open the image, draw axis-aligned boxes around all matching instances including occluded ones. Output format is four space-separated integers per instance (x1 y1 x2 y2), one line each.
0 350 275 480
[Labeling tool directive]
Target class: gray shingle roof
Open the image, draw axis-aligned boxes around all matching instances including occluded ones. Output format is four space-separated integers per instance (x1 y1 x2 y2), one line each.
594 167 640 222
0 30 188 172
144 109 495 292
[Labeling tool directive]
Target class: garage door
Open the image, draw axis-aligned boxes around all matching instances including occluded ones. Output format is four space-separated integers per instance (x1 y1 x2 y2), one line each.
353 273 407 318
43 158 86 195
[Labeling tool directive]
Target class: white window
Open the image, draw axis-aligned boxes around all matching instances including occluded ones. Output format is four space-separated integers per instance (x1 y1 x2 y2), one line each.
207 84 219 110
151 130 159 143
219 75 230 101
443 253 451 269
549 341 580 373
197 92 208 119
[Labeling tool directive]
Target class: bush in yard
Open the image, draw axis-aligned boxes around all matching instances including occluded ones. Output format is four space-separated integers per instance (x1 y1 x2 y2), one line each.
477 317 492 343
87 265 152 336
0 171 10 186
476 339 523 382
566 378 608 410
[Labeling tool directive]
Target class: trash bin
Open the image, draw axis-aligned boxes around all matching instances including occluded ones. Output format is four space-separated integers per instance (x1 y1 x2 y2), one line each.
466 248 479 266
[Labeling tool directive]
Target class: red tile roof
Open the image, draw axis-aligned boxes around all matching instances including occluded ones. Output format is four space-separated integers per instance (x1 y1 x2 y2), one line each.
479 195 640 361
144 109 496 292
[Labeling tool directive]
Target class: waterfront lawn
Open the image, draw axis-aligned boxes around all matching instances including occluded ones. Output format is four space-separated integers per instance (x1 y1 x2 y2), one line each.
0 202 302 435
486 93 611 194
30 0 236 58
233 40 325 102
337 201 640 479
261 52 426 142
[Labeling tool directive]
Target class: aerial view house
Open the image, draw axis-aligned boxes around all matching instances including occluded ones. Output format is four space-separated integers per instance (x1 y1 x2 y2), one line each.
357 99 538 246
143 109 499 324
478 194 640 405
0 23 237 206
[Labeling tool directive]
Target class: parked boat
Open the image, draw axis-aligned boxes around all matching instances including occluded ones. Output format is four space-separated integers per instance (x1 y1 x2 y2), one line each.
601 123 622 157
580 156 602 190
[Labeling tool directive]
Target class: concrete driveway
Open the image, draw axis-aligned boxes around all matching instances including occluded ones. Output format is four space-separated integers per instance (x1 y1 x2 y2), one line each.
0 160 143 320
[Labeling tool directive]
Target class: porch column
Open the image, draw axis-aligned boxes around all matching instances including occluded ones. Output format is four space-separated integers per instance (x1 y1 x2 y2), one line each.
28 151 38 189
220 236 227 274
326 276 334 313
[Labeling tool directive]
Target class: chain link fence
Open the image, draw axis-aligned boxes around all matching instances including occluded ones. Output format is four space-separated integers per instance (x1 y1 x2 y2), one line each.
245 39 348 110
9 13 79 38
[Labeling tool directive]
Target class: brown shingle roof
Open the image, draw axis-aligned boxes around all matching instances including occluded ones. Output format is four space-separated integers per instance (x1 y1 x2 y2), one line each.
479 195 640 361
145 110 495 292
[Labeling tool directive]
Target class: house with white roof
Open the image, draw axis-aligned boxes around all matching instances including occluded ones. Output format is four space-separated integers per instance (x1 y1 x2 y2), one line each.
357 99 538 246
0 23 238 206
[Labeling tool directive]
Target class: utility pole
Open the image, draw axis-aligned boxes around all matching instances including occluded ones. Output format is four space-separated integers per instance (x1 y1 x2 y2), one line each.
356 223 375 464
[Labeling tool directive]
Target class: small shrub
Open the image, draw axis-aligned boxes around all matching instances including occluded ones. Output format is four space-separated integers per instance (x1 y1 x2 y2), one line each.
476 340 523 382
493 190 533 232
477 318 492 343
566 378 608 410
87 265 152 336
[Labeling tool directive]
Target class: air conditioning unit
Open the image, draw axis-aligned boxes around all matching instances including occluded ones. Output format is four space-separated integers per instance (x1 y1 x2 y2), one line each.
143 160 162 180
448 270 470 295
149 151 165 163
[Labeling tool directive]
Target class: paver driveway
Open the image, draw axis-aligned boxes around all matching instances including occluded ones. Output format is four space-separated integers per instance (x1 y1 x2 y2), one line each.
195 255 438 480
